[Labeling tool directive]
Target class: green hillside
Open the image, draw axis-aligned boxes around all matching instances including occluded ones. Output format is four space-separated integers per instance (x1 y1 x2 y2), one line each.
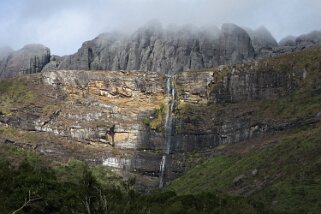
168 123 321 213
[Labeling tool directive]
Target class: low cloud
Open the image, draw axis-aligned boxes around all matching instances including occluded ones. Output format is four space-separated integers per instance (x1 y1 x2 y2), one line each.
0 0 320 55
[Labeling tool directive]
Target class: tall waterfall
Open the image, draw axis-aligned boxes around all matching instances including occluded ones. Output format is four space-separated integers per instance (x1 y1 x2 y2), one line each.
159 75 175 188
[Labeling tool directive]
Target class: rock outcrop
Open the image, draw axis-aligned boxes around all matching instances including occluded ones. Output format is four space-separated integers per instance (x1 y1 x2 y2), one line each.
0 44 50 79
41 55 63 72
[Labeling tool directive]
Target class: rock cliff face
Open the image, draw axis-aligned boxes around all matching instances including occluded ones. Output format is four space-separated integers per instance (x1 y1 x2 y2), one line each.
35 70 165 149
0 44 50 79
245 26 278 58
43 24 321 75
1 47 320 191
54 23 255 74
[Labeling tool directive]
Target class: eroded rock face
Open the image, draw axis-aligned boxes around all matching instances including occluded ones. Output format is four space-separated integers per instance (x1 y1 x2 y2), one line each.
0 44 50 79
55 23 255 74
36 70 165 149
219 23 255 64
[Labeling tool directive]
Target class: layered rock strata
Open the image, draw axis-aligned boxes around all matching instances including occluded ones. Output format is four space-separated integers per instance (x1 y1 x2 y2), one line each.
2 45 319 191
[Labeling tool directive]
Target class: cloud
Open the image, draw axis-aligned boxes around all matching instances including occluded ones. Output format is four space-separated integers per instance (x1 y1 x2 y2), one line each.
0 0 320 55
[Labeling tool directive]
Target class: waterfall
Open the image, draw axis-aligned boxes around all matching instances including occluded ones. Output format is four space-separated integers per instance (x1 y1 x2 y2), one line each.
159 75 175 188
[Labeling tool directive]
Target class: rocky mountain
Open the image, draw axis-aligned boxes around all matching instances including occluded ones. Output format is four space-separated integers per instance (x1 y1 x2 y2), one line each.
1 22 321 212
45 23 321 74
0 44 50 79
1 23 321 79
50 23 254 74
245 26 278 58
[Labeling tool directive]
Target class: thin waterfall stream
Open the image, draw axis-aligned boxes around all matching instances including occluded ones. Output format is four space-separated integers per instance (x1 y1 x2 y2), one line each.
159 75 175 188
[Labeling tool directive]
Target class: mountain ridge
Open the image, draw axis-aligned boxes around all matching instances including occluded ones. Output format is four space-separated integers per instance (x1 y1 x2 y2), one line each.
1 23 321 79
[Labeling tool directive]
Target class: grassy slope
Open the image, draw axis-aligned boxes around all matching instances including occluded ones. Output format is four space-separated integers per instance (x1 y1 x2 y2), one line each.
0 78 34 115
168 124 321 212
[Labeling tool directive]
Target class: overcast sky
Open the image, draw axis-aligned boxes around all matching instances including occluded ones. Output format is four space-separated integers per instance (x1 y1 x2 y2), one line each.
0 0 320 55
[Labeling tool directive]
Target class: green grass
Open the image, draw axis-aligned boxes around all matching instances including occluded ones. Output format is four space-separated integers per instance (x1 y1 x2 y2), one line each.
259 92 321 119
0 79 34 115
0 126 39 143
168 123 321 213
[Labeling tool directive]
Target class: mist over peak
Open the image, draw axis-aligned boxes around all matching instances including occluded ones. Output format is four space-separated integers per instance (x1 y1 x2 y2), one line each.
0 0 320 55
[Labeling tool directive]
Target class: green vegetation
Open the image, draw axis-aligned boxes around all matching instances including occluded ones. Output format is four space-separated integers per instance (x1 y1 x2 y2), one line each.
143 104 166 130
259 90 321 119
258 48 321 119
0 145 261 213
0 126 39 143
168 124 321 213
0 79 34 115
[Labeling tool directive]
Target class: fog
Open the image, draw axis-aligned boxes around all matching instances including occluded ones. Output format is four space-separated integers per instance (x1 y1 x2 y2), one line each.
0 0 320 55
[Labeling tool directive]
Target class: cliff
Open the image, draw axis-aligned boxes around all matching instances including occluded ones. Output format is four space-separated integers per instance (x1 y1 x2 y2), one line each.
51 23 254 74
1 47 321 191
